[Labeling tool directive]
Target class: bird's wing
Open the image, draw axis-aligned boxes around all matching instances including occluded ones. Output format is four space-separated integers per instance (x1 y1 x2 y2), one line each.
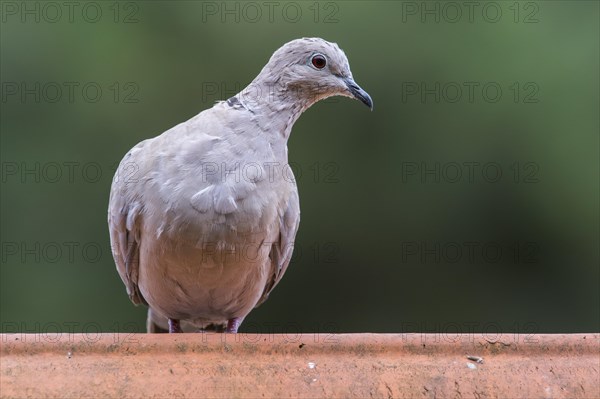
108 141 148 305
257 188 300 307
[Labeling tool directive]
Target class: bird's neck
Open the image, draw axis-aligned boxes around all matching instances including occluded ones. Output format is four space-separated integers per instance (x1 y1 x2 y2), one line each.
237 81 313 148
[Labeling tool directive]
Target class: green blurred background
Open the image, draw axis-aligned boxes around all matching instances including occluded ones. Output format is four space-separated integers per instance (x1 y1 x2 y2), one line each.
1 1 598 335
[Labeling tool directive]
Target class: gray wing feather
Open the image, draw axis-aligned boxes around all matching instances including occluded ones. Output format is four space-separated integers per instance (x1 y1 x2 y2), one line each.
108 159 146 306
256 189 300 307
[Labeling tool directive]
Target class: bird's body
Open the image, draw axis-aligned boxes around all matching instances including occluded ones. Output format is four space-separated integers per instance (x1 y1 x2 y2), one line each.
108 38 372 332
110 102 299 330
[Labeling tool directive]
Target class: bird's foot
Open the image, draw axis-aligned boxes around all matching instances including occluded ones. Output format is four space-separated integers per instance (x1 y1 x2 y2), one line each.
225 317 242 333
168 318 183 333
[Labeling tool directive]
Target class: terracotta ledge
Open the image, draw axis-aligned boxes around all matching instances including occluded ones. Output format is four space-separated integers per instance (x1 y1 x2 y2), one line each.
1 333 598 398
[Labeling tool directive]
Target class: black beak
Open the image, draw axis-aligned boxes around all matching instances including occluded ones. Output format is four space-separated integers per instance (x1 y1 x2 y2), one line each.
343 77 373 110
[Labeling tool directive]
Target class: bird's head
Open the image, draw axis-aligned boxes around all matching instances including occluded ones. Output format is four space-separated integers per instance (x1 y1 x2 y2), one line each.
251 37 373 110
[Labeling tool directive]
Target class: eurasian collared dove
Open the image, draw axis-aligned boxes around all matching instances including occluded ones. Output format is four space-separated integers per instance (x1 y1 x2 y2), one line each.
108 37 372 333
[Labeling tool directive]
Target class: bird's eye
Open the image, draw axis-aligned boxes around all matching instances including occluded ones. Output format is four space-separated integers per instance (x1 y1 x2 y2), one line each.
311 54 327 69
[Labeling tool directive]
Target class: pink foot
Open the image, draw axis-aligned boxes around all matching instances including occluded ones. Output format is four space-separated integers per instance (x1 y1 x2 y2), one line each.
225 317 242 333
168 318 182 333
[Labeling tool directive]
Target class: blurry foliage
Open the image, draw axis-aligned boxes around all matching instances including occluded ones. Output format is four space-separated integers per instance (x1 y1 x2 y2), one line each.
1 1 598 333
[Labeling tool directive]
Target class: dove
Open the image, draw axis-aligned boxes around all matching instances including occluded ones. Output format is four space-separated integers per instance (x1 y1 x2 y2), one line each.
108 37 372 333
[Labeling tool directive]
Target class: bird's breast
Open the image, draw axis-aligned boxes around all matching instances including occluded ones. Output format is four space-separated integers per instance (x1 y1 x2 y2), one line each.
145 163 295 242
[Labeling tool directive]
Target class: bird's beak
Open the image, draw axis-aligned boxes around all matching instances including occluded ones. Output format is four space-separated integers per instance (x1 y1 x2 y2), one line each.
343 77 373 110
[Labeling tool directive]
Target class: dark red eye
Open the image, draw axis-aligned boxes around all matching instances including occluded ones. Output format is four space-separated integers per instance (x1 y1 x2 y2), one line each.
311 54 327 69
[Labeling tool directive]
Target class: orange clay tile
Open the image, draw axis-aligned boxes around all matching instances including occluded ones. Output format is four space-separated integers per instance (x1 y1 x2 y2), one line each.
1 333 598 398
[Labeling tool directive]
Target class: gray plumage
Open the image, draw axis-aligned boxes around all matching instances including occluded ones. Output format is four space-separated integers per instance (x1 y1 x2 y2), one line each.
108 37 372 333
